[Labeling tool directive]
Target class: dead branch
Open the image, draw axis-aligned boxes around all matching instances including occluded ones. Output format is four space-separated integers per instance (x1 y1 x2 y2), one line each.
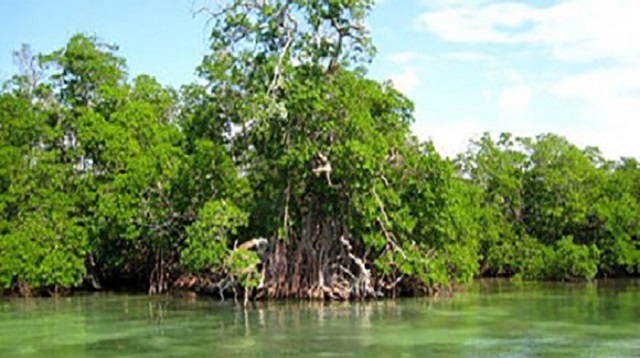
267 1 296 97
236 237 268 251
338 235 374 298
372 188 407 259
312 152 334 187
380 174 390 187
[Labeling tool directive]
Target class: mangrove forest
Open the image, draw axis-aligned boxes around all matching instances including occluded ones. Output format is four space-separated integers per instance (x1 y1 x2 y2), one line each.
1 0 639 301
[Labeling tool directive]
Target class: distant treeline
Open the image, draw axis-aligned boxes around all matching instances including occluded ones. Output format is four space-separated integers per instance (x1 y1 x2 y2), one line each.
0 0 638 298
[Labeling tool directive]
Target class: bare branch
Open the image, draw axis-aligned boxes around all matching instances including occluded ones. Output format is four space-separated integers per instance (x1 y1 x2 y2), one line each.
372 188 407 259
312 152 335 187
267 0 296 97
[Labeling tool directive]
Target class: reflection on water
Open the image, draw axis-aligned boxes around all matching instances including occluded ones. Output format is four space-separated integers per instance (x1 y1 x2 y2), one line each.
0 280 639 357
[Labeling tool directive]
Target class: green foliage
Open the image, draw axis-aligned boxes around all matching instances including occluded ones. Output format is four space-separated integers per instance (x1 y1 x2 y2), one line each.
0 33 246 293
1 0 639 296
0 201 87 289
546 236 600 280
227 249 262 290
181 200 248 272
0 95 89 290
459 132 640 281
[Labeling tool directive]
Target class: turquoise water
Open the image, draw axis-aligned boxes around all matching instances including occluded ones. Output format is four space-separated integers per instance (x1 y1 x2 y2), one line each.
0 280 639 357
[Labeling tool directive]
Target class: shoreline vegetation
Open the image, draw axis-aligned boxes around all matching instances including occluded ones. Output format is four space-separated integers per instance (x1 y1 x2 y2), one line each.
1 0 638 302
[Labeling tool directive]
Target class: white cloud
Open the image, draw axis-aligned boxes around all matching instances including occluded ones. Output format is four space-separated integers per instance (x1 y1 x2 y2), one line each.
412 115 639 160
388 51 429 64
497 70 532 116
389 66 420 93
411 119 484 158
417 0 640 64
534 0 640 64
499 84 531 116
552 67 640 153
414 0 640 158
446 51 492 61
565 126 640 159
417 3 539 43
420 0 491 9
553 67 640 110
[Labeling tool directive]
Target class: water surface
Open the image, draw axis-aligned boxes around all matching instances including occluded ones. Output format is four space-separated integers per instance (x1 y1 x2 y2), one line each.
1 280 638 357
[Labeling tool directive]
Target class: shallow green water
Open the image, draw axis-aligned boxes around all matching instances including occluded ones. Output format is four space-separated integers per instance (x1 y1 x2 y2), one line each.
1 280 639 357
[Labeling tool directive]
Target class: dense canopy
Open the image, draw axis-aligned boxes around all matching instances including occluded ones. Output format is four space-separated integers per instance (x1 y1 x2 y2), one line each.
0 0 638 299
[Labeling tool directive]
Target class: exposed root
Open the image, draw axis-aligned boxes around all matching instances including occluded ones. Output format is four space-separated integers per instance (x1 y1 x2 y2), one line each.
172 224 424 301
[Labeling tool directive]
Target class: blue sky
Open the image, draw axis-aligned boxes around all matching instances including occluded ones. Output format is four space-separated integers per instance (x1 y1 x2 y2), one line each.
1 0 638 158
